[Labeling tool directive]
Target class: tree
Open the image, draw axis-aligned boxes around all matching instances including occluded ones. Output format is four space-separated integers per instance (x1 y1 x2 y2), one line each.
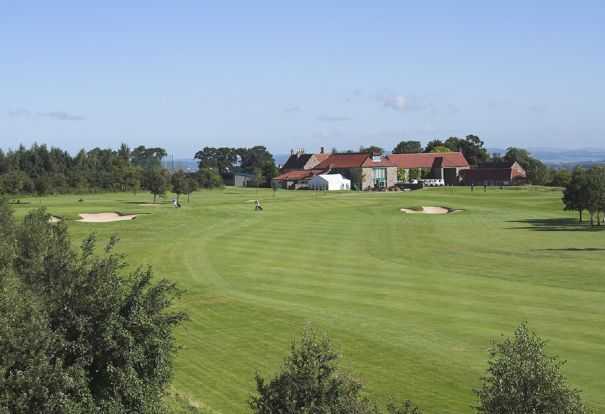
563 168 589 223
124 165 142 194
250 327 379 414
144 169 169 203
584 167 605 225
424 140 446 153
184 176 198 202
196 167 223 189
387 401 424 414
445 135 489 166
194 147 238 178
34 175 51 197
3 206 187 413
430 145 451 153
0 170 27 194
0 198 16 280
550 169 572 188
504 147 552 185
131 146 167 171
360 145 384 155
392 141 422 154
170 170 188 203
475 322 589 414
0 288 95 414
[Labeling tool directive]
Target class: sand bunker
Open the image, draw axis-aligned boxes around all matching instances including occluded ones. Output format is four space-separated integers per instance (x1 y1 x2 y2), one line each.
400 206 462 215
78 213 137 223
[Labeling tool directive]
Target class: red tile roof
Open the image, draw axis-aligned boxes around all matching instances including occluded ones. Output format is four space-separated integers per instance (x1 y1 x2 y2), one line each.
387 152 469 169
273 169 322 181
315 153 370 169
361 157 396 167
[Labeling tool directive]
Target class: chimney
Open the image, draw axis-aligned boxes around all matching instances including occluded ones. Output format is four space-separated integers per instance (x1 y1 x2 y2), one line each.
320 146 325 154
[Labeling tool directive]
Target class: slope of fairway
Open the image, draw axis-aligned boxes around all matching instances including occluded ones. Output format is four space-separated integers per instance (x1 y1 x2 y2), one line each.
12 187 605 413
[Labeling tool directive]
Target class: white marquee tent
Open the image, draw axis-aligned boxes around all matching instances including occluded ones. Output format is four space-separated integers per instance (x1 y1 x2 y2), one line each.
308 174 351 191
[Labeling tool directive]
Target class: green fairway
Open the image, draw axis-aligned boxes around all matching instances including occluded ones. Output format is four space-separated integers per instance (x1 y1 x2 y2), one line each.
11 187 605 413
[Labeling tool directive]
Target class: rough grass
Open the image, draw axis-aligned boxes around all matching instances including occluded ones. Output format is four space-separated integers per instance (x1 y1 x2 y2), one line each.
11 187 605 413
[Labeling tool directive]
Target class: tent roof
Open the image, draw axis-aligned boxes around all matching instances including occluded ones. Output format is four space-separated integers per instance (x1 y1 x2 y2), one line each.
312 173 350 184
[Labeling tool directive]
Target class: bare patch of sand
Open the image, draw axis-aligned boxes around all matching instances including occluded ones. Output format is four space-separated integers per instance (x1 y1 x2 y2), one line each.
400 206 463 215
78 212 137 223
48 216 62 223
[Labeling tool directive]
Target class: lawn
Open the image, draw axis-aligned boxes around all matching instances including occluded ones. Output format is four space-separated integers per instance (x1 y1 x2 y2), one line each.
10 187 605 413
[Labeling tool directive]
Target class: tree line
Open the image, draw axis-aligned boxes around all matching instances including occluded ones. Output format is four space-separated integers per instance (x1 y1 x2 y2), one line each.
0 144 224 201
362 137 572 187
0 143 280 198
563 166 605 225
194 145 278 187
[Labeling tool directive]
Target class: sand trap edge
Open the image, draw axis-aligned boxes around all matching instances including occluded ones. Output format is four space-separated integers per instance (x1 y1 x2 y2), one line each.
77 212 138 223
400 206 464 215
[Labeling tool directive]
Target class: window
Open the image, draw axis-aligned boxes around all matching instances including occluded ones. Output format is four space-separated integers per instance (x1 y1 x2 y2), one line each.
373 168 386 188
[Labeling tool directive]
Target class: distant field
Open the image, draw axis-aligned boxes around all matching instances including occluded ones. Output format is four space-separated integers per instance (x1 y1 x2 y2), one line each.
11 187 605 413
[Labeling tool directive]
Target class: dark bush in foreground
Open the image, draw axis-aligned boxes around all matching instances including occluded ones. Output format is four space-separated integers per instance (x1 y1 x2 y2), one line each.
250 327 420 414
0 199 186 413
475 322 589 414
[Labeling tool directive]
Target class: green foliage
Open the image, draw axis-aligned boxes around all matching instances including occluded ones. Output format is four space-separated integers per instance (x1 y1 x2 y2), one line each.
0 143 165 195
0 198 16 280
360 145 384 155
392 141 422 154
196 167 224 189
475 322 589 414
563 167 605 225
445 135 489 165
131 145 168 171
250 327 379 414
184 176 199 201
145 169 170 202
550 169 572 187
504 147 552 185
386 400 424 414
171 170 189 202
1 204 186 413
423 139 445 153
194 147 238 177
429 145 451 153
0 288 95 414
194 146 277 186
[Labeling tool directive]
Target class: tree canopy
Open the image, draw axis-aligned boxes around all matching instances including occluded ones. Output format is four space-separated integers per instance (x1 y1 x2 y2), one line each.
392 141 422 154
194 146 277 186
475 322 589 414
0 200 186 413
250 327 420 414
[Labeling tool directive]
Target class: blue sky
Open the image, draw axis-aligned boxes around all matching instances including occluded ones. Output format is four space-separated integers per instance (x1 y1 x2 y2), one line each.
1 1 604 157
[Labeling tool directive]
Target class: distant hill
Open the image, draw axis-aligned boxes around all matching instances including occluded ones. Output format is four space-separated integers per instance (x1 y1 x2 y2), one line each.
488 147 605 167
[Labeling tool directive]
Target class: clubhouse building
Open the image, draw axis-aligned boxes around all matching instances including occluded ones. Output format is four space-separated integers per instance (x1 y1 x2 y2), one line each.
273 149 471 190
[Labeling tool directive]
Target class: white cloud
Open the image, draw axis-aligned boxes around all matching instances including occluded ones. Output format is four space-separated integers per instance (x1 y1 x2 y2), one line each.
283 105 302 113
317 114 352 122
8 108 85 121
378 94 409 112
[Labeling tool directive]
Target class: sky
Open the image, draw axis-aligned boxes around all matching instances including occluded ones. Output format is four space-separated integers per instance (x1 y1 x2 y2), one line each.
1 1 604 157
